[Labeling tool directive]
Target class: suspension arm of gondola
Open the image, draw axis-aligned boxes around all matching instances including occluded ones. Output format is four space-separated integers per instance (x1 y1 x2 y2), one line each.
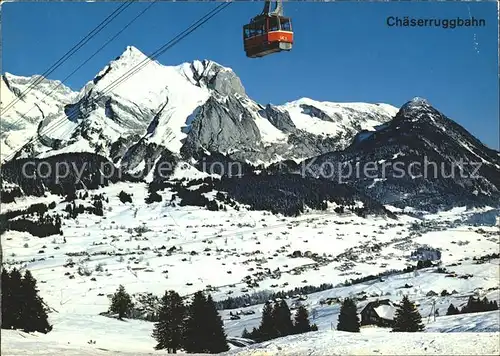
261 0 283 17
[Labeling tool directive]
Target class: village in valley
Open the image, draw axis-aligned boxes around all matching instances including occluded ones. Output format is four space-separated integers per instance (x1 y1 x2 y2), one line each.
1 181 499 354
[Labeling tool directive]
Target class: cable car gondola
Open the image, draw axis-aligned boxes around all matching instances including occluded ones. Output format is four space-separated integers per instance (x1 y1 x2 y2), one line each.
243 0 293 58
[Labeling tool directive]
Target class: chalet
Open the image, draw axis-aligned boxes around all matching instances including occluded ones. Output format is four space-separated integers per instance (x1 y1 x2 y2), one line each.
360 299 397 327
410 246 441 261
319 297 339 306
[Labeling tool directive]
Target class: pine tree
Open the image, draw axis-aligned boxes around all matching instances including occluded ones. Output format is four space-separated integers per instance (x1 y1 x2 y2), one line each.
183 291 207 353
1 268 12 329
272 299 293 337
490 300 499 311
109 285 133 320
152 290 185 353
293 305 313 334
392 295 425 332
20 270 52 333
482 297 489 307
241 327 251 339
459 296 499 314
204 294 229 353
462 296 478 314
248 327 260 340
258 301 276 341
1 268 52 333
9 268 24 329
337 298 360 332
446 303 460 316
183 291 229 354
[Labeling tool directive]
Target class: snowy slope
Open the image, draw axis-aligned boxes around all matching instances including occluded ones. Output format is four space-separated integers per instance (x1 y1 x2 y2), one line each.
223 328 499 356
1 312 498 356
0 73 78 160
281 97 398 141
222 261 500 338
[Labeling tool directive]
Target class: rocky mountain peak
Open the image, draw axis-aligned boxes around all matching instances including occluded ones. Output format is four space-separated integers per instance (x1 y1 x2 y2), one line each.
393 96 449 130
408 96 430 106
398 96 436 116
177 59 246 97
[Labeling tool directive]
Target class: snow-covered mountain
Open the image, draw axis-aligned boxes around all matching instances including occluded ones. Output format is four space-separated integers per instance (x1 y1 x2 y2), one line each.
5 46 398 170
0 73 78 160
286 97 500 211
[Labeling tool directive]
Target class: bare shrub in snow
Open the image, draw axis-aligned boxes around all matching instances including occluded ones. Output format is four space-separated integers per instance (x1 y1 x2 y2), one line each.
95 263 106 272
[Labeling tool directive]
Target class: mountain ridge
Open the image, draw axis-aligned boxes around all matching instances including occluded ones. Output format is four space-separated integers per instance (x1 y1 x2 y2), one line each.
2 45 398 168
283 97 500 211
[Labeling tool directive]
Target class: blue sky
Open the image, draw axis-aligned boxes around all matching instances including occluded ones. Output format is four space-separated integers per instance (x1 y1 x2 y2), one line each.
2 1 499 149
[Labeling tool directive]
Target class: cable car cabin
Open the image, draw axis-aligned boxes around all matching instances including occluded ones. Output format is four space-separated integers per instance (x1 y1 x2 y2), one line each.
243 15 293 58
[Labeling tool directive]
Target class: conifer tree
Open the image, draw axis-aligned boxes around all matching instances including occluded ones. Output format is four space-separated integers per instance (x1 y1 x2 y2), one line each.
482 297 489 308
337 298 360 332
446 303 460 316
258 301 276 341
152 290 186 353
183 291 229 354
183 291 207 353
392 295 425 332
204 294 229 353
490 300 499 311
109 285 133 320
461 296 479 314
1 268 52 333
272 299 293 337
293 305 313 334
20 270 52 333
1 268 12 329
9 268 24 329
241 327 251 339
249 326 260 341
482 297 499 312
